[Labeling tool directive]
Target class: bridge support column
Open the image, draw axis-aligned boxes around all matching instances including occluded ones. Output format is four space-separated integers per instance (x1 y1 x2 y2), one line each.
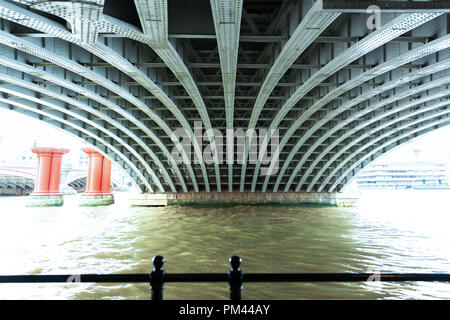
79 148 114 206
26 147 69 207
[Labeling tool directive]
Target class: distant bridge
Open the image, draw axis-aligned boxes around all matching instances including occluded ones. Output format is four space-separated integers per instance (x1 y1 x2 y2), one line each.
0 0 448 199
0 165 120 195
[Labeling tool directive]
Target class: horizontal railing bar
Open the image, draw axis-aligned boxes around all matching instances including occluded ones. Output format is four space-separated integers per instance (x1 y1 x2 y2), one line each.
242 273 450 282
2 273 450 283
0 274 149 283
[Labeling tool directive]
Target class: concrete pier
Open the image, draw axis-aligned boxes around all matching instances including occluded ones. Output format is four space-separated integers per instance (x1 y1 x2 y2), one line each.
79 148 114 207
26 147 69 207
130 192 358 207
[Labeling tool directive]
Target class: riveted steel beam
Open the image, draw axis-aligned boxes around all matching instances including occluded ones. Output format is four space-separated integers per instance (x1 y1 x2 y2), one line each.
255 13 444 193
327 113 450 192
322 1 450 13
0 98 152 192
310 95 450 192
240 0 341 192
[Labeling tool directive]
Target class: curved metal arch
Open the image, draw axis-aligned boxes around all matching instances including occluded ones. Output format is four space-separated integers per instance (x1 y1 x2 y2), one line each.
240 0 341 191
0 97 153 193
0 79 175 192
314 102 450 192
331 119 450 193
66 176 119 189
325 112 450 193
0 175 34 188
134 0 222 191
280 66 450 192
271 72 450 192
258 35 450 192
20 0 211 191
68 180 83 190
5 0 210 190
0 55 188 192
0 84 166 192
299 83 450 191
210 0 243 192
0 32 193 191
0 2 200 191
0 75 175 193
307 92 450 192
253 13 445 192
0 180 22 189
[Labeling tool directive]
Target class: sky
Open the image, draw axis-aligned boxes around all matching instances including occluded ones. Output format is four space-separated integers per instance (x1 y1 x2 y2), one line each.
374 124 450 165
0 108 88 158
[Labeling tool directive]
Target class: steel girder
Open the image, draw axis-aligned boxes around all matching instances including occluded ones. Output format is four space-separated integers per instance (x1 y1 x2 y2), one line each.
308 92 450 192
259 34 450 191
0 0 447 193
327 113 450 192
0 53 187 192
313 96 450 192
252 13 443 192
134 0 220 191
0 100 152 192
0 0 200 192
0 175 34 189
239 0 341 191
210 0 243 192
0 80 169 192
281 64 450 192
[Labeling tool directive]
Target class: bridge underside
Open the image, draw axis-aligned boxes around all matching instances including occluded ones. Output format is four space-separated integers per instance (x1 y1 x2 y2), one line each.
0 0 448 194
0 174 34 195
67 177 119 193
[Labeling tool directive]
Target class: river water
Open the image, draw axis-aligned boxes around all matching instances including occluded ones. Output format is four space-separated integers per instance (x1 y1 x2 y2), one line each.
1 189 450 300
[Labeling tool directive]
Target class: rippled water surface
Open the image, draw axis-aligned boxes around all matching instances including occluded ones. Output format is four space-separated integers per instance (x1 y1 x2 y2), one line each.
1 190 450 299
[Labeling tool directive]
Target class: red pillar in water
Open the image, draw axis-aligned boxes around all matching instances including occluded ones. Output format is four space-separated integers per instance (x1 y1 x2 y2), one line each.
27 147 69 207
80 148 114 206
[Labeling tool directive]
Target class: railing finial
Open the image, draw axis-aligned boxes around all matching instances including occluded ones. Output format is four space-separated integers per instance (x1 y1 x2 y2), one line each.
228 255 243 301
230 255 241 270
150 255 166 300
153 255 165 270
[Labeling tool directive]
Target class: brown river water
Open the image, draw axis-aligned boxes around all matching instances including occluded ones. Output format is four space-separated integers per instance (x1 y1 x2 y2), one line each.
0 189 450 300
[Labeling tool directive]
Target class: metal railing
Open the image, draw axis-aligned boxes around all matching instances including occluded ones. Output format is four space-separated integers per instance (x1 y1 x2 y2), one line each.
2 255 450 300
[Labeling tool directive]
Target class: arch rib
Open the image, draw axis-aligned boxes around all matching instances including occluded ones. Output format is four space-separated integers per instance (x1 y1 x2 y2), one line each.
240 0 341 191
210 0 243 192
0 31 190 192
308 92 450 192
0 54 188 192
0 100 152 193
0 73 174 192
0 0 199 191
253 13 443 192
0 87 163 190
328 114 450 192
134 0 221 191
283 62 450 192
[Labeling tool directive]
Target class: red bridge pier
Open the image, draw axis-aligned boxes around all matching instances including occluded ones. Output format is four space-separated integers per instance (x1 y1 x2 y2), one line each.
26 147 69 207
79 148 114 206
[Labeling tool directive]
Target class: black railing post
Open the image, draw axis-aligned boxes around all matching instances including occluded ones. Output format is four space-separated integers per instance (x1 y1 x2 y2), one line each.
228 255 243 301
149 255 166 300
